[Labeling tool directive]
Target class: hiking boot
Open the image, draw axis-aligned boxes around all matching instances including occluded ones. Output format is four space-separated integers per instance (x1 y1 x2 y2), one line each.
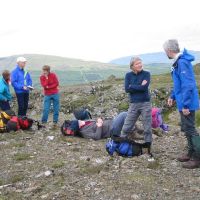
51 122 58 129
177 153 191 162
182 159 200 169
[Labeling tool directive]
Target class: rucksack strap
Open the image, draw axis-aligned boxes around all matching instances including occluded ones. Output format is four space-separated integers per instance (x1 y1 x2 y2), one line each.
1 112 11 120
24 70 28 86
33 120 45 130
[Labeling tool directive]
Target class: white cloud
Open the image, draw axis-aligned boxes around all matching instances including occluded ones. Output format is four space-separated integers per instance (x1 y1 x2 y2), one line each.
0 0 200 62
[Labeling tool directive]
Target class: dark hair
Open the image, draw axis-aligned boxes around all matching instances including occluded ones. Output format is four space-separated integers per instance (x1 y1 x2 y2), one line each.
2 70 10 80
42 65 51 72
61 120 81 137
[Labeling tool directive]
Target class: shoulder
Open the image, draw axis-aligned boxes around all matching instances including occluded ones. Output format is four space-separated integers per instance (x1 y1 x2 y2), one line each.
142 70 151 77
177 58 190 66
40 74 45 79
11 67 18 73
0 79 3 85
142 70 150 75
125 71 133 77
177 59 192 72
50 72 57 77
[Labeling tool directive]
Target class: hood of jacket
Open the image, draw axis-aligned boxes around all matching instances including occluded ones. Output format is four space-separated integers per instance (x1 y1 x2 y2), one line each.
179 48 195 62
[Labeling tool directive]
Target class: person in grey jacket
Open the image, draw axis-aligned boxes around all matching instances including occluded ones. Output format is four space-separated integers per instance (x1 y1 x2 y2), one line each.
63 112 139 140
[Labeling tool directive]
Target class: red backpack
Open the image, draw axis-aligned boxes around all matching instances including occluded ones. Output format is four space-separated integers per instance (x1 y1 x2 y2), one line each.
18 117 33 130
7 116 33 132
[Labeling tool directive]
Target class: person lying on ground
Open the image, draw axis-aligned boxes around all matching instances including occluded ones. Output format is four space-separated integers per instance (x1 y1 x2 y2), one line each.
61 112 143 140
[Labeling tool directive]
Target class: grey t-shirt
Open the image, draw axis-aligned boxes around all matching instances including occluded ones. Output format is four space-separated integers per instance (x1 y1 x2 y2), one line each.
79 120 113 140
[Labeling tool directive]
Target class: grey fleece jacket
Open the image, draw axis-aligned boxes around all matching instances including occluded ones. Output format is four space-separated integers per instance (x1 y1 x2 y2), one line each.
79 119 113 140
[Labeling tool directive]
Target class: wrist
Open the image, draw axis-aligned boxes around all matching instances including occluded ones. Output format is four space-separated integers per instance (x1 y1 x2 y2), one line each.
96 122 103 127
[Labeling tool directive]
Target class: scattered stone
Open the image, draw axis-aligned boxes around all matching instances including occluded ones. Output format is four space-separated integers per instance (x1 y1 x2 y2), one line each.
47 136 55 141
44 170 54 177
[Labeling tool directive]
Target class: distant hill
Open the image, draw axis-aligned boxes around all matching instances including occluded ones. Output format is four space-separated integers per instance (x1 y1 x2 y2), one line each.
0 54 119 71
110 50 200 65
0 54 171 86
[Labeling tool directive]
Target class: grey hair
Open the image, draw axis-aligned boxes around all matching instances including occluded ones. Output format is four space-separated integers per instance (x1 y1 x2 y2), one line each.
130 56 141 68
163 39 180 53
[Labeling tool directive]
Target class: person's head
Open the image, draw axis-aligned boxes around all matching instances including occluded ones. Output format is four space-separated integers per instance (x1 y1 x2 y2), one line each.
17 57 27 69
2 70 10 82
42 65 51 76
61 120 79 136
163 39 180 59
130 57 143 73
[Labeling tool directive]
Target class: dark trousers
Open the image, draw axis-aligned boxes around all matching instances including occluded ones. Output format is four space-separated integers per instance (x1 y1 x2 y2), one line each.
0 101 10 111
180 111 199 156
121 102 152 143
16 93 29 116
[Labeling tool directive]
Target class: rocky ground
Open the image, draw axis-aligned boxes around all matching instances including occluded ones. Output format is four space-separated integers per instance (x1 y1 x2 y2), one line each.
1 77 200 200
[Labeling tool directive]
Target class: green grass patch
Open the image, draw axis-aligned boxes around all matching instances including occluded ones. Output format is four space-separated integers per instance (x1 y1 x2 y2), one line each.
118 102 129 111
52 160 65 169
0 136 6 141
53 175 65 187
10 174 25 184
196 110 200 127
12 142 26 148
13 153 32 161
59 136 76 143
0 178 4 186
0 193 23 200
162 110 171 122
80 165 103 175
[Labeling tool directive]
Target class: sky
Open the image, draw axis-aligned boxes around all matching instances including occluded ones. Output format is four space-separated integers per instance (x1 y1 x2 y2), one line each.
0 0 200 62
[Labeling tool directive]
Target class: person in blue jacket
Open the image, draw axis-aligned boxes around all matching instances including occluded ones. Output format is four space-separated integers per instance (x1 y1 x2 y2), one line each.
120 57 152 149
11 57 33 116
0 70 12 111
163 39 200 169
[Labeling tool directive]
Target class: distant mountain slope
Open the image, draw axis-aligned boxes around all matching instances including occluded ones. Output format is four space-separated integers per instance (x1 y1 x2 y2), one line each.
110 50 200 65
0 54 119 71
0 54 172 86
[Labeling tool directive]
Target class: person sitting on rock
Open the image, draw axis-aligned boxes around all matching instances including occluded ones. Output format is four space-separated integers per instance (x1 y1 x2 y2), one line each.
0 70 12 111
61 112 143 140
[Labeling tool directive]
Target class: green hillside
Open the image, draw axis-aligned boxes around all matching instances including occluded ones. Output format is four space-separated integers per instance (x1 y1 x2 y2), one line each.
0 54 171 86
0 54 119 71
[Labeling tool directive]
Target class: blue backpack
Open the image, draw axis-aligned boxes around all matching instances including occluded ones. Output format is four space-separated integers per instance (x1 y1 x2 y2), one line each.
106 138 144 157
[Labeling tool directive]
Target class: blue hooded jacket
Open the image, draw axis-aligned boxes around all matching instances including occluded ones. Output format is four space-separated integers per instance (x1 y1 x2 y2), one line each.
11 65 32 93
0 77 12 101
170 49 199 111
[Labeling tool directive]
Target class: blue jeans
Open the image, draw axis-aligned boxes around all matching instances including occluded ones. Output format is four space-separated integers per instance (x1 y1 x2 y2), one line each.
16 93 29 116
0 101 10 111
110 112 127 136
42 93 60 123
